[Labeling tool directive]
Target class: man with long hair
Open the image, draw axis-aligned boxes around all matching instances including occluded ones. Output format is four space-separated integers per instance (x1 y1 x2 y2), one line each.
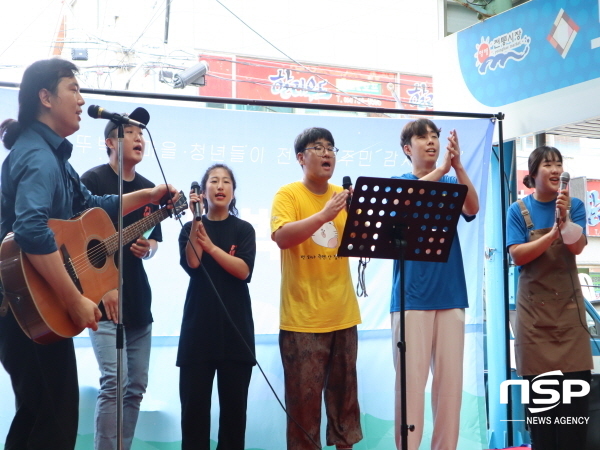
0 58 177 450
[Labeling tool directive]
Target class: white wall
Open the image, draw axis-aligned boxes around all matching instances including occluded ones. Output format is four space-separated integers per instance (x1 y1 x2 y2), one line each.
579 237 600 267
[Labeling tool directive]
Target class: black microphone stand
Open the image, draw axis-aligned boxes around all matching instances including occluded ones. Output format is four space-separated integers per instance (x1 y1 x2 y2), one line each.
338 176 466 450
392 222 415 449
115 123 125 450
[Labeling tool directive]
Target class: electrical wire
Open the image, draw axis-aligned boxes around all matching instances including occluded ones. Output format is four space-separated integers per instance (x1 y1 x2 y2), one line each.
206 73 399 105
0 0 63 58
214 0 389 114
202 54 404 85
356 258 369 297
34 3 432 109
202 65 423 92
8 0 433 110
127 0 172 52
466 0 493 6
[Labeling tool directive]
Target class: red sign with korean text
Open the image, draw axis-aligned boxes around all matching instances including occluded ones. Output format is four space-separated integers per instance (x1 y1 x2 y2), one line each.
196 54 433 110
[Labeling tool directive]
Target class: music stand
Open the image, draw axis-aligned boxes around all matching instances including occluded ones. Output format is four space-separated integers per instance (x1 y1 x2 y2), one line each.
338 176 467 450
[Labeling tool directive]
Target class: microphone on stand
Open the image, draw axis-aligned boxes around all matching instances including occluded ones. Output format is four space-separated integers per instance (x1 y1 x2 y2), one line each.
342 176 352 210
191 181 203 221
556 172 570 224
87 105 147 129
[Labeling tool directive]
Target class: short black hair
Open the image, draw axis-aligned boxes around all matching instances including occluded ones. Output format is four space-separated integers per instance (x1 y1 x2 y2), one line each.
293 127 335 155
400 119 441 161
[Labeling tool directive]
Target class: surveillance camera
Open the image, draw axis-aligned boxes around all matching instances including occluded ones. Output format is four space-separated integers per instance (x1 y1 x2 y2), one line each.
173 61 209 89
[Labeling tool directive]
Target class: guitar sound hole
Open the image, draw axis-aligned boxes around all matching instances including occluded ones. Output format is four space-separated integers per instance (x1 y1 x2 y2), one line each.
87 239 108 269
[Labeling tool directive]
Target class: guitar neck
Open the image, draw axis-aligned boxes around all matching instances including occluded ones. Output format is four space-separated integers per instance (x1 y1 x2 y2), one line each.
103 207 170 256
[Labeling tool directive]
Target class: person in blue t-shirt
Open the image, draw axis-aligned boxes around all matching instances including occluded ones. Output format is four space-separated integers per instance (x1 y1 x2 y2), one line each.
390 119 479 450
506 146 591 450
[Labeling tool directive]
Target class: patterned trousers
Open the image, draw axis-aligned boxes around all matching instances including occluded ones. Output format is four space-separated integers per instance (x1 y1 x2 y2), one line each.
279 326 363 450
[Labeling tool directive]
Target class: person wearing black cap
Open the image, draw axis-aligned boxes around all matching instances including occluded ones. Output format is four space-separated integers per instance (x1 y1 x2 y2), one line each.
81 107 162 450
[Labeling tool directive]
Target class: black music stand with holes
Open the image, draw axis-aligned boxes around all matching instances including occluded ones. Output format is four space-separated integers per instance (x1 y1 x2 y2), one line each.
338 176 467 450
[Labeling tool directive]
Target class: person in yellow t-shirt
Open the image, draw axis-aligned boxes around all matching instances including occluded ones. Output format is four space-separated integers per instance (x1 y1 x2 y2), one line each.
271 127 362 450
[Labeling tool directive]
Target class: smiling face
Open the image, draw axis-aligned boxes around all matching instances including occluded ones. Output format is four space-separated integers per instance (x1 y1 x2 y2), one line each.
403 125 440 169
533 152 563 196
297 137 336 183
203 167 234 213
106 125 145 167
39 76 84 138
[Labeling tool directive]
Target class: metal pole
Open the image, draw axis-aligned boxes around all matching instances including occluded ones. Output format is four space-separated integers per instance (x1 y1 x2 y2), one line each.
116 124 125 450
497 114 514 446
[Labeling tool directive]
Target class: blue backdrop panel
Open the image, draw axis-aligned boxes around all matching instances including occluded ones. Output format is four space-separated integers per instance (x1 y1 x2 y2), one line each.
0 87 494 449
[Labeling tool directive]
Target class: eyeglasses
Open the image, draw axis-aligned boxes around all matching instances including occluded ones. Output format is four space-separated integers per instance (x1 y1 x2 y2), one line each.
304 144 339 157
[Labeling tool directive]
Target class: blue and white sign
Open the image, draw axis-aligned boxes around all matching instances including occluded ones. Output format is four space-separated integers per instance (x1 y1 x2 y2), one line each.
457 0 600 106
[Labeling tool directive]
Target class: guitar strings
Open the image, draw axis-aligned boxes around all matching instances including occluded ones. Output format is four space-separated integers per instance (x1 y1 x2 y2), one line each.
65 206 176 277
66 213 162 273
67 207 173 273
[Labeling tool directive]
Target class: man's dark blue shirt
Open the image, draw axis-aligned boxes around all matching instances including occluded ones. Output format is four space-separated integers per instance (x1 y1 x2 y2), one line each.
1 120 118 254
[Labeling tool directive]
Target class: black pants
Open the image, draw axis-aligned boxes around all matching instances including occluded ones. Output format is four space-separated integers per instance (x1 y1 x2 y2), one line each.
179 360 253 450
0 311 79 450
525 370 592 450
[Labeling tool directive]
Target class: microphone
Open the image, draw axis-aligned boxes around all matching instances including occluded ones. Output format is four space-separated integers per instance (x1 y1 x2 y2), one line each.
87 105 147 129
342 176 352 210
191 181 202 221
556 172 570 224
559 172 570 192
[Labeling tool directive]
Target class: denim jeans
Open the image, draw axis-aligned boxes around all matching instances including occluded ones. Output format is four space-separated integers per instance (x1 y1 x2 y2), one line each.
89 321 152 450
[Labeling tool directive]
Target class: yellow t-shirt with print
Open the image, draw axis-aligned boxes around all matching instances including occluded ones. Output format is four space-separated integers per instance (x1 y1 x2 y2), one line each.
270 181 361 333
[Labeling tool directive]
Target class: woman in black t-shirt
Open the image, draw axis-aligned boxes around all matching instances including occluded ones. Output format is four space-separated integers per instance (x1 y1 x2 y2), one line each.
177 164 256 450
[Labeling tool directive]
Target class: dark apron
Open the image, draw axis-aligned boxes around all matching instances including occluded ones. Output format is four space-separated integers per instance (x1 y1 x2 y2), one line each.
514 200 592 377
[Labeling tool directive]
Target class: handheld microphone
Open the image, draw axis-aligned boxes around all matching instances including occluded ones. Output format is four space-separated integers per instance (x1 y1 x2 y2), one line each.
191 181 202 221
556 172 570 224
87 105 147 129
558 172 570 192
342 176 352 210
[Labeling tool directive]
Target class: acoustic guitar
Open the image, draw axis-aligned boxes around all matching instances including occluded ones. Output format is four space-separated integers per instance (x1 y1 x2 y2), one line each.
0 192 187 344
